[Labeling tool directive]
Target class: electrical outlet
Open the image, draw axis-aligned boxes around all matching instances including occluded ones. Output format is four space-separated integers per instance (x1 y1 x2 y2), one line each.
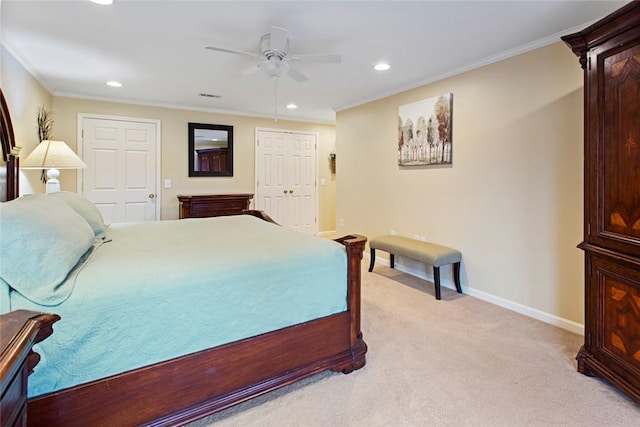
339 218 344 228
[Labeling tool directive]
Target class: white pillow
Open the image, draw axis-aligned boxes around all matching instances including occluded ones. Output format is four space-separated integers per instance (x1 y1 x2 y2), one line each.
0 194 95 305
49 191 107 239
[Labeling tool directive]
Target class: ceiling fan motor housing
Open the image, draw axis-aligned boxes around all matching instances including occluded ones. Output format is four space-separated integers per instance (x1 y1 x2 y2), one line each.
260 33 289 60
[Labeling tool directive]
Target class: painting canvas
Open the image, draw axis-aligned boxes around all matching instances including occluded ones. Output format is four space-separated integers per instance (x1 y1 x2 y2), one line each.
398 93 453 166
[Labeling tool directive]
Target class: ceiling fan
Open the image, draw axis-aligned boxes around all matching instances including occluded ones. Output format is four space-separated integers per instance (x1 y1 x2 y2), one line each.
205 26 341 82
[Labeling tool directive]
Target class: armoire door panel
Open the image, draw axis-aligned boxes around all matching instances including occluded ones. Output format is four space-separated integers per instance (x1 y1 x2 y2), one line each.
592 256 640 375
599 42 640 252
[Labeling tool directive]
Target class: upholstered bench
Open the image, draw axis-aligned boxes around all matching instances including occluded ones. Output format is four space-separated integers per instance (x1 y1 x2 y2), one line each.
368 235 462 300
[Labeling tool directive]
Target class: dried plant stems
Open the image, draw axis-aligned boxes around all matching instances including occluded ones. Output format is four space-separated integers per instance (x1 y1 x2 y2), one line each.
37 106 53 142
36 106 54 182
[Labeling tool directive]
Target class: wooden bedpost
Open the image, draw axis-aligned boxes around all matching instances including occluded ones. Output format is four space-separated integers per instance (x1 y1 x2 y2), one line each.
334 234 367 373
1 88 20 201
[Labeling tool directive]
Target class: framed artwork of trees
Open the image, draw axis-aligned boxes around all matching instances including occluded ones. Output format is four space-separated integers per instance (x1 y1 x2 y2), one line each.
398 93 452 166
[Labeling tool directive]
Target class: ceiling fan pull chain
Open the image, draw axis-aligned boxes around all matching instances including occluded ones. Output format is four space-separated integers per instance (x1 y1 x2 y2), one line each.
274 78 278 123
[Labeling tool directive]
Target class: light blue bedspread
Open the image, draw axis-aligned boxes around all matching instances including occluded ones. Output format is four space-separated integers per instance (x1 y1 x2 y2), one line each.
5 215 347 397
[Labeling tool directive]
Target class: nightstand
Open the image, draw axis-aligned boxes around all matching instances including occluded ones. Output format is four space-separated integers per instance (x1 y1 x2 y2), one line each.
0 310 60 427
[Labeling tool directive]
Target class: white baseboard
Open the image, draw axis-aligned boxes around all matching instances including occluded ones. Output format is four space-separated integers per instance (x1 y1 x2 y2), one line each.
366 254 585 336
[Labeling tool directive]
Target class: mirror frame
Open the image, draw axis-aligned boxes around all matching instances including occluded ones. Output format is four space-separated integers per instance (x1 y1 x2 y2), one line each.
188 122 233 177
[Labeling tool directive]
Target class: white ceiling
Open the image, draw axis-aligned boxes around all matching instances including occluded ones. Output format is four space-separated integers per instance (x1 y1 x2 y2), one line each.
0 0 628 124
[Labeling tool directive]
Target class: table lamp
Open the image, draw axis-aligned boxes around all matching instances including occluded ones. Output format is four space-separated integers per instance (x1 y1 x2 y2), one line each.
21 140 87 194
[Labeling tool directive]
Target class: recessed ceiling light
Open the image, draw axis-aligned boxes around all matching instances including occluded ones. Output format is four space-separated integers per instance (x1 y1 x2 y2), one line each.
286 103 298 109
90 0 114 5
106 81 123 87
374 63 391 71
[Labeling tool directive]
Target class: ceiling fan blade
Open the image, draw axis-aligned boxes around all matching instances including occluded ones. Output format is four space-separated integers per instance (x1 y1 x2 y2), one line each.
290 53 342 64
205 45 261 58
287 66 308 83
269 26 289 52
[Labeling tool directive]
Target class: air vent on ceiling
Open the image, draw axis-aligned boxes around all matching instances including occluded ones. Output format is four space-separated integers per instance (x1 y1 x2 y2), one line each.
199 93 221 98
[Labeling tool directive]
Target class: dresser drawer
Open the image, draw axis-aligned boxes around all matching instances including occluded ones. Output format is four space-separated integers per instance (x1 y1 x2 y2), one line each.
177 194 254 219
191 199 245 216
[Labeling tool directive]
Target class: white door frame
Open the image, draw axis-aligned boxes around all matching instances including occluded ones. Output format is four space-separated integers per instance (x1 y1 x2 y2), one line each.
255 127 319 234
77 113 162 221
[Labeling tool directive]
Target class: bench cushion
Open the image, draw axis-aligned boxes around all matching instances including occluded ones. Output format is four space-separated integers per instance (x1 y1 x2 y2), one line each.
370 235 461 267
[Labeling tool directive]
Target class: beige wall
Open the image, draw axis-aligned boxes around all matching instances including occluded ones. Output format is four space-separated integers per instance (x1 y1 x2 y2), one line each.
336 42 585 330
1 45 336 230
1 44 52 195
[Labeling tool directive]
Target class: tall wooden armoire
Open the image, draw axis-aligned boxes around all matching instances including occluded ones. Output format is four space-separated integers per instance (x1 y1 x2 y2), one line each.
562 1 640 403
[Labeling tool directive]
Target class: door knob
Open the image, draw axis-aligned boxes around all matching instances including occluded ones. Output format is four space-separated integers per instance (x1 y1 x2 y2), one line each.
149 193 156 199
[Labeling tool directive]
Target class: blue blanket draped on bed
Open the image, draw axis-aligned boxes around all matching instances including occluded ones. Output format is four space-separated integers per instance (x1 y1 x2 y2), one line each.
4 215 347 397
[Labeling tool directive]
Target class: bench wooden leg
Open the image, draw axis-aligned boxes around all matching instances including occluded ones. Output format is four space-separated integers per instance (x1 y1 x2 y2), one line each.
453 262 462 293
390 254 395 269
368 248 376 272
433 266 442 300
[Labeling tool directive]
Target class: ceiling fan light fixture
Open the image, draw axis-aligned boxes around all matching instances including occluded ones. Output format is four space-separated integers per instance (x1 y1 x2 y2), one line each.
263 58 289 79
374 62 391 71
90 0 114 5
286 103 297 109
106 80 123 87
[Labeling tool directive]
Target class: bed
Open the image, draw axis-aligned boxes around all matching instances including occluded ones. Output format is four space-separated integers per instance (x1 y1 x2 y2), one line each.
0 89 367 426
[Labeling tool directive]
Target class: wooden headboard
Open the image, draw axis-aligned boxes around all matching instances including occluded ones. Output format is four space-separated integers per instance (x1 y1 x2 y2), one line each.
0 88 19 201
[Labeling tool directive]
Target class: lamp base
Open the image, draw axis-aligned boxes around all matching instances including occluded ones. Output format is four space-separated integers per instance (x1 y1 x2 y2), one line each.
45 168 60 194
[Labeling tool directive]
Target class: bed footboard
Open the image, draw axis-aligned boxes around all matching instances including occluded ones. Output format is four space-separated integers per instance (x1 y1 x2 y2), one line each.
27 234 367 427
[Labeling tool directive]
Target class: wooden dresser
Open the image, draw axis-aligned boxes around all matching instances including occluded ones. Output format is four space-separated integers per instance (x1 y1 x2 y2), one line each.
562 2 640 403
0 310 60 426
177 193 253 219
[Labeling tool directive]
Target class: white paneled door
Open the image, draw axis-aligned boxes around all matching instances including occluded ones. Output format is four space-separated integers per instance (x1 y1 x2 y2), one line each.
79 115 160 223
256 129 317 235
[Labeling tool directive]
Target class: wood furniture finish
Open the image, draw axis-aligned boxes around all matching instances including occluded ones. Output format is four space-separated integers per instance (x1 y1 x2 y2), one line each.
562 1 640 404
177 193 253 219
196 148 228 172
368 235 462 300
0 310 60 427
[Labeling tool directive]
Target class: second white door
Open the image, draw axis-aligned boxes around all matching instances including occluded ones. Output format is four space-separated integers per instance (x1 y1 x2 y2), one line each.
256 129 317 235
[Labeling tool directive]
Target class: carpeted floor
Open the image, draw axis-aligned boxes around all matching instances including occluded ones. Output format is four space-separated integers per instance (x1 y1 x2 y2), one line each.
188 264 639 426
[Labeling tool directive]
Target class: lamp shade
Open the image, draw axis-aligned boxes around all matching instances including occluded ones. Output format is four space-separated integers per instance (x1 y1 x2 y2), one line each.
21 140 87 169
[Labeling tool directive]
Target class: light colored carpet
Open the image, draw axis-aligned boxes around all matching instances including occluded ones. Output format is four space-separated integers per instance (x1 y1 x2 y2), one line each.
188 264 639 426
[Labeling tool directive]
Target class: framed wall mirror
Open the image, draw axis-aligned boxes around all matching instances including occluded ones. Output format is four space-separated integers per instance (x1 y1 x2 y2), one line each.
188 122 233 177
